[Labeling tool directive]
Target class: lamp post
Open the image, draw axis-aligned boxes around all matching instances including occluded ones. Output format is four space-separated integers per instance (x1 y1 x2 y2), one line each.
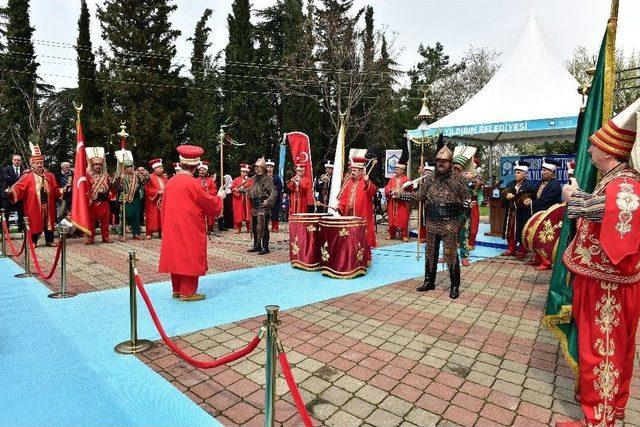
415 91 432 260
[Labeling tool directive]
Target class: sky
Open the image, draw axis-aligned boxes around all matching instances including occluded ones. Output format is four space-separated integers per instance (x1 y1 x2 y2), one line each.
3 0 640 90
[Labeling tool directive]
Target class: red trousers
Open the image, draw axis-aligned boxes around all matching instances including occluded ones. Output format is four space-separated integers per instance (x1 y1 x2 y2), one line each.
419 225 426 242
573 275 640 426
388 224 408 239
234 221 251 232
271 220 279 232
170 273 199 297
468 233 477 248
89 201 110 241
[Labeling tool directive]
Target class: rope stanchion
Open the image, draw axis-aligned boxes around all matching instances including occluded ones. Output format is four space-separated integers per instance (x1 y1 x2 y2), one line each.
278 350 314 427
134 273 265 367
2 217 25 258
115 250 153 354
28 232 62 280
15 217 33 278
265 305 279 427
48 226 75 299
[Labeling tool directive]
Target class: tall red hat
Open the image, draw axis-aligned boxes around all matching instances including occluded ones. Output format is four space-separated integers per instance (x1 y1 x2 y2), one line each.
240 163 250 172
148 158 163 169
350 157 366 169
177 145 204 165
590 97 640 159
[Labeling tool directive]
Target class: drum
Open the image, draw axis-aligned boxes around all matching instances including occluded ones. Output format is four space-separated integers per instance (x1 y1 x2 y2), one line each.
521 203 566 265
318 216 368 279
289 213 331 271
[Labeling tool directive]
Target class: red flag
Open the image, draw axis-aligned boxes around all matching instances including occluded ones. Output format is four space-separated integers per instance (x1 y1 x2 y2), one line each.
286 132 314 205
70 117 92 234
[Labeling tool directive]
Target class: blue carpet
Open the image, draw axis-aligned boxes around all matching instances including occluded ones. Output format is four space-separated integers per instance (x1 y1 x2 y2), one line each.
0 240 501 426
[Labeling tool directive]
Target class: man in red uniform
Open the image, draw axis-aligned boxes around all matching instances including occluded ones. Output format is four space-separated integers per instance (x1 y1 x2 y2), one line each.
5 144 62 246
557 98 640 427
231 164 252 233
197 161 218 232
337 157 378 249
144 158 168 239
85 147 112 244
158 145 226 302
385 163 412 241
287 164 311 214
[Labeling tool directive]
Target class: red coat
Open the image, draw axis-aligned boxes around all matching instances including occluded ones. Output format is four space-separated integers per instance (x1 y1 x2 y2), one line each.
384 175 411 230
158 173 223 276
9 171 61 234
338 177 378 248
287 175 310 214
231 176 253 222
198 176 218 227
144 173 168 233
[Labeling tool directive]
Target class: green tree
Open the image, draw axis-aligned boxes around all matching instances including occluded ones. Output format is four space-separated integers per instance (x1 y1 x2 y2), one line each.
96 0 186 165
186 8 222 154
76 0 102 145
1 0 39 159
223 0 257 169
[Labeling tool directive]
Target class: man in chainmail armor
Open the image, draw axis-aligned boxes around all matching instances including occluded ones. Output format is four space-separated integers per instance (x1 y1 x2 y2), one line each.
247 157 276 254
398 145 470 299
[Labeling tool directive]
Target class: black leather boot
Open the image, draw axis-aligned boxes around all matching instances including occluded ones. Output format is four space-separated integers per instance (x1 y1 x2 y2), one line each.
417 238 439 292
449 255 460 299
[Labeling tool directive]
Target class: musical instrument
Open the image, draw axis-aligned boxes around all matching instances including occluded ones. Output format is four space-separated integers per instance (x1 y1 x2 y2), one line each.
522 203 566 265
289 213 331 271
318 216 369 279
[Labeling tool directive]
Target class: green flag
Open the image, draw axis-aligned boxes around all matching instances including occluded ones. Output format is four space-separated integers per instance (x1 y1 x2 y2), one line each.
542 32 607 376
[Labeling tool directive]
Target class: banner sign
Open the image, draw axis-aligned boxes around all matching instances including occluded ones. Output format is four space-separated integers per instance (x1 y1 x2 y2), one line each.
499 154 575 188
407 116 579 138
384 150 402 178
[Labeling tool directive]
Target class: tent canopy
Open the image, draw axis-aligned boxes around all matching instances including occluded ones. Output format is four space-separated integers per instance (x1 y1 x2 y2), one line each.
408 9 582 144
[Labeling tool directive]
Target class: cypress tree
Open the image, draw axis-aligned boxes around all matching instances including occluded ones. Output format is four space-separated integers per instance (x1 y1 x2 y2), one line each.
362 6 374 68
223 0 256 167
2 0 39 155
76 0 102 144
186 8 222 152
96 0 186 164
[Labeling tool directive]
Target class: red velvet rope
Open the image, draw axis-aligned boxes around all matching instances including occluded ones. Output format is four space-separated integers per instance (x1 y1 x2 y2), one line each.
134 274 263 369
2 219 25 257
278 351 314 427
27 233 62 280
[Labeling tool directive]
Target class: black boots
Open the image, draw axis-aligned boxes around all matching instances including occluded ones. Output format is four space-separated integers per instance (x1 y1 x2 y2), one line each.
448 255 461 299
417 244 438 292
248 246 261 253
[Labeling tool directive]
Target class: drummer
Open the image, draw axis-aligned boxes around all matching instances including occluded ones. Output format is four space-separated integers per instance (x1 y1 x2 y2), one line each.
336 157 378 249
525 158 562 270
501 160 536 259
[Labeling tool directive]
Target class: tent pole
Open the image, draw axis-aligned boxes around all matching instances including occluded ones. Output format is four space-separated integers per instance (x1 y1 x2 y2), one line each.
488 141 494 185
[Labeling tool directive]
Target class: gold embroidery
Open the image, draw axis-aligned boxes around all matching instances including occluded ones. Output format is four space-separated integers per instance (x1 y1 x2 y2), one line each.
321 241 330 262
356 244 364 262
339 228 349 237
306 225 317 233
291 237 300 256
592 281 621 426
538 219 562 244
614 181 639 238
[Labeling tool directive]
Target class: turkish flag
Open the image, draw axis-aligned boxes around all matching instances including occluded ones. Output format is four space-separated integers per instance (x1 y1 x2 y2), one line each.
287 132 314 205
70 118 92 234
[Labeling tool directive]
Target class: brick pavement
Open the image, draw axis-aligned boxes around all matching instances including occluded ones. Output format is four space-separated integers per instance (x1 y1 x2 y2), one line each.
136 256 640 427
6 225 399 295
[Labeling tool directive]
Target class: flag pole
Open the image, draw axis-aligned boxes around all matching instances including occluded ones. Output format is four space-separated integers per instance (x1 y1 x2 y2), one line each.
603 0 619 122
415 91 432 260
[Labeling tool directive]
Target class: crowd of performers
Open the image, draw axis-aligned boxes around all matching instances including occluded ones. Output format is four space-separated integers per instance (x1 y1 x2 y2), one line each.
2 95 640 426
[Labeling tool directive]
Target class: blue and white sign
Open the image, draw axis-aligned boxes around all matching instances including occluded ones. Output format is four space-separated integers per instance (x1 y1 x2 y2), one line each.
385 150 402 178
500 154 575 188
407 116 579 138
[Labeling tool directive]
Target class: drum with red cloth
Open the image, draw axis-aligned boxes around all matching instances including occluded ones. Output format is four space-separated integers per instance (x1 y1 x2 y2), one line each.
522 203 566 265
318 216 368 279
289 213 330 271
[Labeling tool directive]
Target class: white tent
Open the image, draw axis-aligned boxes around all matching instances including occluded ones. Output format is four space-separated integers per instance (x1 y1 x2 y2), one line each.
408 9 583 176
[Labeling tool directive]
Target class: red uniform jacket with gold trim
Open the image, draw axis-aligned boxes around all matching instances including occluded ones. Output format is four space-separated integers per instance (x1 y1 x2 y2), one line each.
563 163 640 284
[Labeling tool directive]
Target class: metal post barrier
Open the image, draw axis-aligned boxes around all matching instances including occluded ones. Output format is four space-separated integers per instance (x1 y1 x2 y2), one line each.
15 217 33 278
115 250 152 354
0 209 6 258
48 226 75 299
264 305 280 427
